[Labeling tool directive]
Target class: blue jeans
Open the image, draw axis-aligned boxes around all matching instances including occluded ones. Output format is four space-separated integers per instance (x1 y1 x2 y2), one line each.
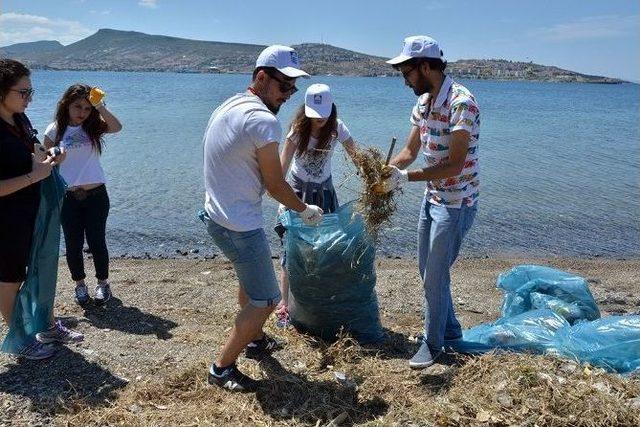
417 198 477 351
205 216 281 308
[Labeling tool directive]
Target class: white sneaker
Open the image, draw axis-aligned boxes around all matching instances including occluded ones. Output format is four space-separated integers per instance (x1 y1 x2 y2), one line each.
95 282 112 305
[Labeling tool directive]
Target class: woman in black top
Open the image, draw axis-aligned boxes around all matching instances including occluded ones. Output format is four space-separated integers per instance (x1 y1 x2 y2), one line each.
0 59 82 359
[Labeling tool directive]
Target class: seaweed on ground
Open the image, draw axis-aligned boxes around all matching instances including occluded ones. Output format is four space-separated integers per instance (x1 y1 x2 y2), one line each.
352 147 398 236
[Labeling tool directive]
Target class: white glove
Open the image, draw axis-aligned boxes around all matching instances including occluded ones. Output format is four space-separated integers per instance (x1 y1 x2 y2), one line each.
376 165 408 194
299 204 323 226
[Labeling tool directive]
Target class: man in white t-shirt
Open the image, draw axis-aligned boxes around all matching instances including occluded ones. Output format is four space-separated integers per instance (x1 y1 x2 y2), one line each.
202 45 324 392
379 36 480 369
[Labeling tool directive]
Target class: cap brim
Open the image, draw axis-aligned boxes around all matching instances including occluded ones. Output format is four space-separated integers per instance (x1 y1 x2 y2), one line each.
386 54 412 65
305 104 331 119
278 66 310 78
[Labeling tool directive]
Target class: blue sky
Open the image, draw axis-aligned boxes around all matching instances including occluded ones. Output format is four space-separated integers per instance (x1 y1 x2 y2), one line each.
1 0 639 81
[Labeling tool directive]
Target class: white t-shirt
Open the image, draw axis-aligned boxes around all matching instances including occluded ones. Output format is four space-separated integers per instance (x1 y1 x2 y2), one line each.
44 122 106 188
203 93 282 232
288 119 351 183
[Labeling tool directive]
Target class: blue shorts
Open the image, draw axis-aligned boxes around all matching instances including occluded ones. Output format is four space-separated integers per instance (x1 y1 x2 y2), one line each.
205 216 281 308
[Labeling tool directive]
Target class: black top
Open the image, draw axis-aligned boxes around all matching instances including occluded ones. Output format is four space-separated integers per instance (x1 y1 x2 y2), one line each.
0 113 40 204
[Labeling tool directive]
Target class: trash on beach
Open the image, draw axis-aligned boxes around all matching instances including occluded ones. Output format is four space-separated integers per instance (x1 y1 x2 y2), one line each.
498 265 600 324
448 265 640 375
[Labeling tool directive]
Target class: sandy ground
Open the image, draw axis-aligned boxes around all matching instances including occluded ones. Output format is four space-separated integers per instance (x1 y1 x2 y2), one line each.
0 256 639 426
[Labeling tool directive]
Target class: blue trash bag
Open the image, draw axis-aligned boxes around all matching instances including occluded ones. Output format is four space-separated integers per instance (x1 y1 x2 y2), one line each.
2 169 66 354
281 201 385 344
449 309 569 354
497 265 600 324
551 315 640 374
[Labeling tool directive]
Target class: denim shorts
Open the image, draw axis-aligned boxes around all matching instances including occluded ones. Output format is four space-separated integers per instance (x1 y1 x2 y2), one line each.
205 215 281 308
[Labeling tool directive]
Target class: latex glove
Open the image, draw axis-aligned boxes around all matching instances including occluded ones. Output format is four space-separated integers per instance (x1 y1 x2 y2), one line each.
299 204 323 226
373 165 408 194
88 87 106 107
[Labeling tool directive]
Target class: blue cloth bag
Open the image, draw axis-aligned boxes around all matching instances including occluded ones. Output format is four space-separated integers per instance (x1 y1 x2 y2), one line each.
2 169 66 354
281 201 385 344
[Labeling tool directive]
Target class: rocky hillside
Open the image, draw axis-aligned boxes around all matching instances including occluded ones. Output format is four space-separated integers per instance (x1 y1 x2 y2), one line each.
0 29 624 83
0 40 63 57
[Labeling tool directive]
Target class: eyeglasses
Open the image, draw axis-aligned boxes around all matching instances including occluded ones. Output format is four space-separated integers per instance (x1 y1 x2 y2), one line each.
264 69 298 94
10 88 35 99
399 66 417 80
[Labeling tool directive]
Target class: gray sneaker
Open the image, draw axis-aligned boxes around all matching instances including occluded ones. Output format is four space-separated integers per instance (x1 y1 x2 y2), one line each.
409 342 441 369
17 340 56 360
36 320 84 344
75 283 90 305
94 282 112 305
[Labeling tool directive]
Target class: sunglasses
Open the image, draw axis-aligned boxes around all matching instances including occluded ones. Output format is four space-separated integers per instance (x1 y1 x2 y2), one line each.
399 66 418 80
264 69 298 94
10 88 35 99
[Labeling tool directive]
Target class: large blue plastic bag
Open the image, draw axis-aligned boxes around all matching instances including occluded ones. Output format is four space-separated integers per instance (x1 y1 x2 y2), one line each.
2 169 66 354
281 201 385 344
497 265 600 324
449 309 569 354
551 315 640 374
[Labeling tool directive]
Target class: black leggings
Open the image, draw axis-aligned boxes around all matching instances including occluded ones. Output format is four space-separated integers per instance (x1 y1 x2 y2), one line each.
60 185 110 282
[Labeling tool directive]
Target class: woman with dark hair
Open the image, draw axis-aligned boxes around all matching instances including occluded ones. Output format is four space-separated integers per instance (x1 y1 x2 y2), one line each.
43 84 122 306
275 83 358 325
0 58 83 359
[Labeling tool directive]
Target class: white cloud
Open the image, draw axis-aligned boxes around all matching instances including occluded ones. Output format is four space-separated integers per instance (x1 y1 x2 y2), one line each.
90 10 112 15
0 12 93 46
139 0 158 9
532 14 639 42
423 1 445 11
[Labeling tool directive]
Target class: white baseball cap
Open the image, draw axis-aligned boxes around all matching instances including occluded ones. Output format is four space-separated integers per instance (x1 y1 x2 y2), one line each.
256 45 310 78
386 35 445 65
304 84 333 119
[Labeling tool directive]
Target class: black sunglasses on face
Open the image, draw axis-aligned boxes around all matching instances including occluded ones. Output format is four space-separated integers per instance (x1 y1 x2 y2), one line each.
400 66 417 80
10 88 35 99
264 70 298 94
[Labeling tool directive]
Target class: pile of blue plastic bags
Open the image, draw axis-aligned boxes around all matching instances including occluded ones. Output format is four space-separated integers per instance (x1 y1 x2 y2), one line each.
449 265 640 374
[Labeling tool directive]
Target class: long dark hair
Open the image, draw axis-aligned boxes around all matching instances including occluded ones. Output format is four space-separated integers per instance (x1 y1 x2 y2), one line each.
289 103 338 156
53 84 107 154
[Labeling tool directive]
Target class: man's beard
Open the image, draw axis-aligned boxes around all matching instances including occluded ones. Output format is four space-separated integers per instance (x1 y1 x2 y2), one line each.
264 100 280 114
412 76 433 96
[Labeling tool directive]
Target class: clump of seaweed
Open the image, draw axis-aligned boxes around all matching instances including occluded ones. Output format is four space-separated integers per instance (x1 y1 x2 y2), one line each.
352 147 398 236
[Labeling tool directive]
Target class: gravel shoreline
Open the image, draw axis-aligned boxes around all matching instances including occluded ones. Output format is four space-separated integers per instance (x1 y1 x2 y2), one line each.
1 256 639 426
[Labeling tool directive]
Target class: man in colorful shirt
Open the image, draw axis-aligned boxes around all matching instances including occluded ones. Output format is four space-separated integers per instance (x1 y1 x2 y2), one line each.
379 35 480 368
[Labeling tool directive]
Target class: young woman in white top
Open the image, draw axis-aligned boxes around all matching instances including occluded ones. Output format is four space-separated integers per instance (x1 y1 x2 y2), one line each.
275 83 358 325
44 84 122 306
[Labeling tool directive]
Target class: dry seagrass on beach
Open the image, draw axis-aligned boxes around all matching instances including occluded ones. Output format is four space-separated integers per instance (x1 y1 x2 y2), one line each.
352 146 398 235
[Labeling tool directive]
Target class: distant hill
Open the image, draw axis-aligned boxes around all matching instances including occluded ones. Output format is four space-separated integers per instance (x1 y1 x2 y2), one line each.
0 40 63 57
0 29 624 83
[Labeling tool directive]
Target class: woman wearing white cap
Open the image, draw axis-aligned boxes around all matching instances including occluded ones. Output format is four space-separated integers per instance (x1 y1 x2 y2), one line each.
274 83 358 325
